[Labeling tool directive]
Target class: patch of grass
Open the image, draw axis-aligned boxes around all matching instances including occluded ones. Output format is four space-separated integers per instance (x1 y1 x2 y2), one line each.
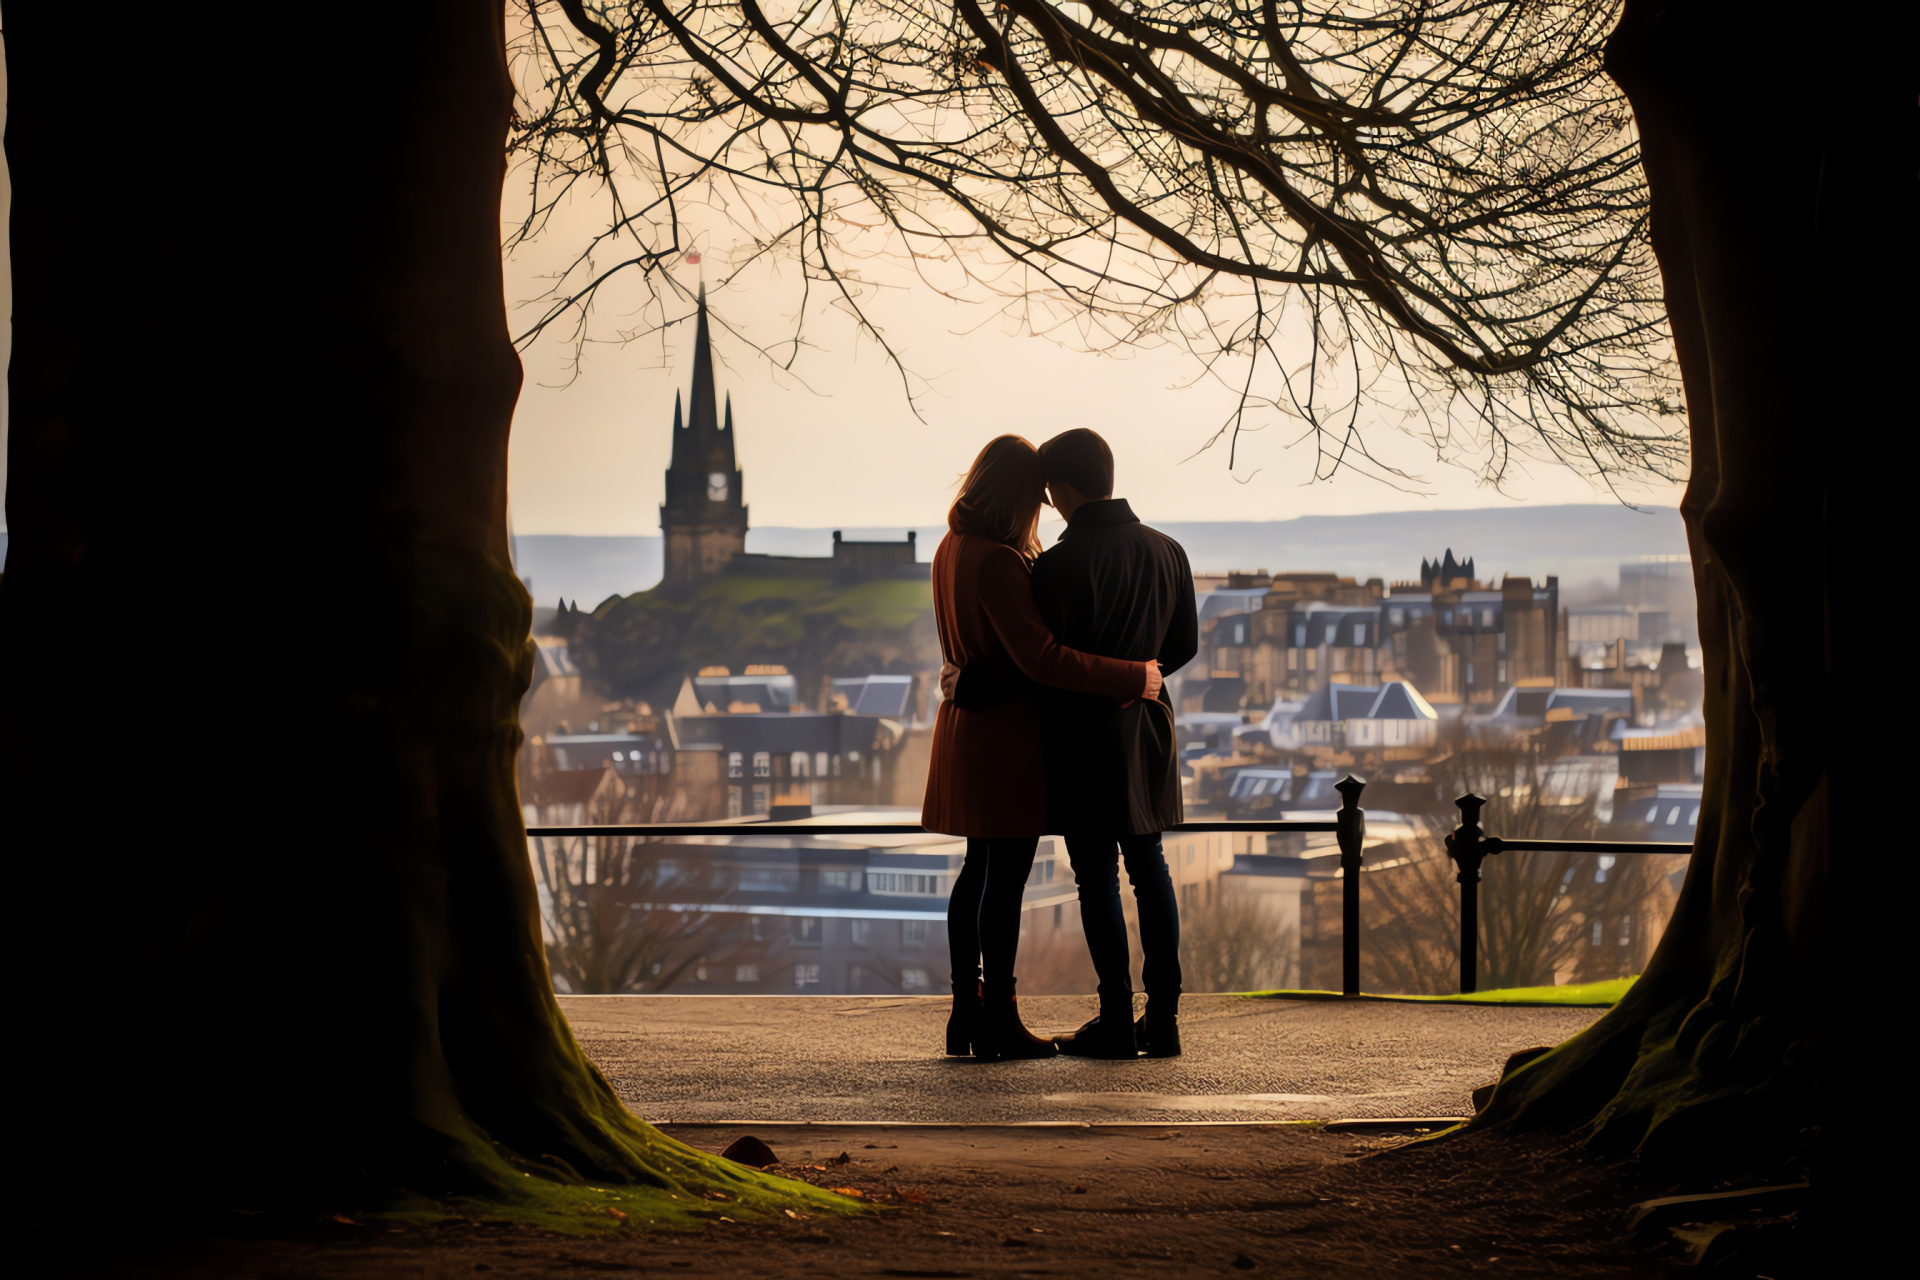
803 578 934 630
364 1152 861 1236
1242 977 1635 1008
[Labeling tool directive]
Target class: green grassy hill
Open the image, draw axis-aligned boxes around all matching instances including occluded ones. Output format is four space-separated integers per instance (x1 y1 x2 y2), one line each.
567 576 939 705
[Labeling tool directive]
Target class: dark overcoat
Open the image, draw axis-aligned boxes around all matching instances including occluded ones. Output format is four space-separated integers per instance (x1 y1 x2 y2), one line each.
1028 500 1198 835
921 531 1150 838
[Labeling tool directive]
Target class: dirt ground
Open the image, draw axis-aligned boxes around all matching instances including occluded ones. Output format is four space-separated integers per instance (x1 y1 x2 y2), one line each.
90 1123 1696 1278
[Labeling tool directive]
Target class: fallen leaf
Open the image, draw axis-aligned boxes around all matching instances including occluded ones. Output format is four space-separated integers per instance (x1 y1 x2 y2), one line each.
703 1190 729 1200
328 1213 361 1226
829 1187 866 1198
605 1207 628 1220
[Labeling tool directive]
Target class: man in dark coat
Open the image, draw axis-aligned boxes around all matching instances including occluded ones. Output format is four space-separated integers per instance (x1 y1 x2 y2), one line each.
947 429 1198 1057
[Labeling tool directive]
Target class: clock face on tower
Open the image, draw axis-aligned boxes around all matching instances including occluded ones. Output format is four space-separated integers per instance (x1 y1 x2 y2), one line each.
707 472 729 502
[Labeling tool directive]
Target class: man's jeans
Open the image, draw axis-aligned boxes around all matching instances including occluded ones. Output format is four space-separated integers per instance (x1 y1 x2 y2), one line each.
1064 832 1183 1015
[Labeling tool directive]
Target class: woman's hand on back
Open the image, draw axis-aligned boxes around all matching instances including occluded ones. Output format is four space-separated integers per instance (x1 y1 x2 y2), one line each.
1142 660 1162 701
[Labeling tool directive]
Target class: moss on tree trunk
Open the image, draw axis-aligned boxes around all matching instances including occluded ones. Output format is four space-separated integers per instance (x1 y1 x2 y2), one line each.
1 2 828 1224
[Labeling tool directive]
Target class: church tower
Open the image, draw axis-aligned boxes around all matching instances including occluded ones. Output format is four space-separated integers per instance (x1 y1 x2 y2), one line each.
660 285 748 582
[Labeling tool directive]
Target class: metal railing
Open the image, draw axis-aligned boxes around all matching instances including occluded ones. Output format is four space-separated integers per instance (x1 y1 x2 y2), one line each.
1441 792 1690 994
526 776 1692 997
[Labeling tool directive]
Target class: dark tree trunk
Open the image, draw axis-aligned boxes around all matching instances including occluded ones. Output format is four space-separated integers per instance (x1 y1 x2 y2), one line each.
2 4 789 1215
1479 0 1890 1198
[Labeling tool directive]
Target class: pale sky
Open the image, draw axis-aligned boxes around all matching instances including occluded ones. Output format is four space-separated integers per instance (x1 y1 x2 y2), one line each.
505 253 1688 536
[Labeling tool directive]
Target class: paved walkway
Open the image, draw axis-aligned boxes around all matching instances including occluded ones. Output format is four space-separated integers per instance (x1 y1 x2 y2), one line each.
562 994 1606 1123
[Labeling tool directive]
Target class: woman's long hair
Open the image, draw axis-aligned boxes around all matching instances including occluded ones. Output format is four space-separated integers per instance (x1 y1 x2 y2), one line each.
948 435 1045 560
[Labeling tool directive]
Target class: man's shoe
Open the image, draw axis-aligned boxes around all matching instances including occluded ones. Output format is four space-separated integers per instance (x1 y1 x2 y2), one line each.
1055 1014 1141 1059
1135 1015 1182 1059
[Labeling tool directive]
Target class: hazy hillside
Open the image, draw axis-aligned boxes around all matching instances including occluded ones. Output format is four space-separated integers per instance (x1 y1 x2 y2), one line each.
567 574 938 706
515 504 1687 608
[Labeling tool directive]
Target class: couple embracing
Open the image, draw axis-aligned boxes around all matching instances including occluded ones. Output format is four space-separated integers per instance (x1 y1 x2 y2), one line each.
923 429 1197 1062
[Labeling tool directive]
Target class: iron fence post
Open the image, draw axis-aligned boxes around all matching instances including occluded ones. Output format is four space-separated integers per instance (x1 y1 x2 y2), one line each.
1335 775 1367 996
1445 794 1492 994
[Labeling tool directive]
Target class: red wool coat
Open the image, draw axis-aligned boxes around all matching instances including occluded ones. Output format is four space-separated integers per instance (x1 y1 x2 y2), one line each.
921 532 1148 837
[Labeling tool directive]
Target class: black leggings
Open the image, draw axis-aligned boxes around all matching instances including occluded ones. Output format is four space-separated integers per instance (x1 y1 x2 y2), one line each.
947 836 1039 1001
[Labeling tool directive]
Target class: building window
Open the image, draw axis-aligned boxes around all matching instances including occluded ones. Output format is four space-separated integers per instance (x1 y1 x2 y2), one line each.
793 916 821 942
870 872 945 895
1591 919 1604 947
1618 916 1634 947
902 919 930 945
1481 608 1496 628
901 968 932 991
794 963 822 989
815 751 830 779
1496 660 1507 683
1466 662 1474 684
791 750 811 778
1389 608 1404 627
1353 624 1366 646
739 868 798 892
694 958 709 983
1323 624 1337 645
752 752 771 777
821 869 861 891
735 963 761 983
1294 624 1306 647
751 785 770 814
850 918 873 946
1052 904 1063 930
707 471 729 501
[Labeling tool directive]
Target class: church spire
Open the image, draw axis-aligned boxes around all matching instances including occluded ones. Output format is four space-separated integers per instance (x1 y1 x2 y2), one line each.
687 282 720 436
659 281 749 584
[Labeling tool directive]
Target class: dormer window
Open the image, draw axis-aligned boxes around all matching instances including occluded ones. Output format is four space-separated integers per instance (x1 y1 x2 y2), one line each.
707 472 729 501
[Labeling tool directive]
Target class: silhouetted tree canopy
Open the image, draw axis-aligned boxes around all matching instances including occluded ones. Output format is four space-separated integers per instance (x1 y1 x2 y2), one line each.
510 0 1684 488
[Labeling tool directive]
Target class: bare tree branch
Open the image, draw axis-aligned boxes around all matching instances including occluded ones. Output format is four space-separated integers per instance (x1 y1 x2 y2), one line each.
505 0 1684 487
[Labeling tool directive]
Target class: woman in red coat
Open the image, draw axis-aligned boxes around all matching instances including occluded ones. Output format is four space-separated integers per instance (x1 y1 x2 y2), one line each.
923 435 1159 1059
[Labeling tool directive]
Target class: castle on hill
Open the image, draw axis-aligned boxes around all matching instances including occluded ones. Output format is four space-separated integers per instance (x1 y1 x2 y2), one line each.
660 287 922 586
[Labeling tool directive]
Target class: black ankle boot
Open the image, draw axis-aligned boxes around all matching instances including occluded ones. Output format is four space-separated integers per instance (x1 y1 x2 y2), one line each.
1136 1000 1181 1058
976 979 1057 1060
946 980 983 1056
1055 1004 1142 1059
